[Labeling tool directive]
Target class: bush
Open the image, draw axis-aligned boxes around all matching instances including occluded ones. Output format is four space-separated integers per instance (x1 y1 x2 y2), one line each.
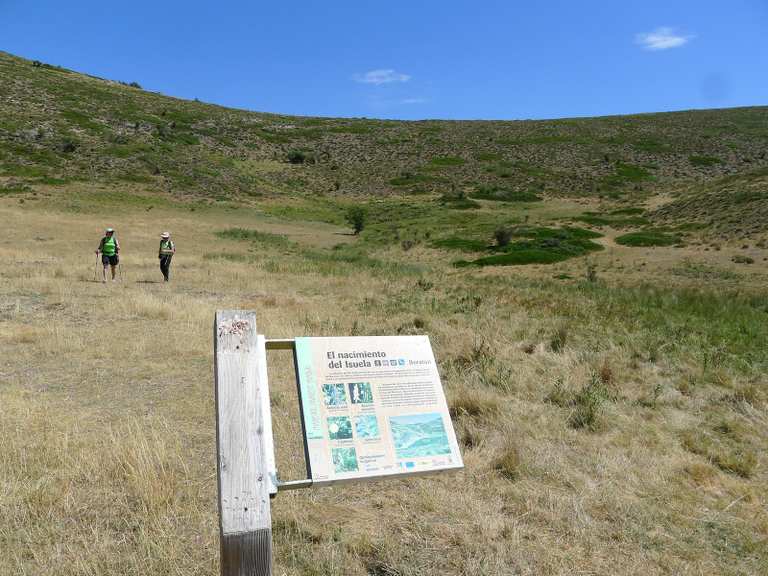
345 206 367 234
732 255 755 264
57 138 79 153
287 149 314 164
493 226 514 247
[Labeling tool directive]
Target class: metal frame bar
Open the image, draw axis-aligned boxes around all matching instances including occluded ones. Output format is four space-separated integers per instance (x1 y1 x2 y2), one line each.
265 339 313 491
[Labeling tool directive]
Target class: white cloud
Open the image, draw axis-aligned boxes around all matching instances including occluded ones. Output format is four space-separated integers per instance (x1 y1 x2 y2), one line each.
354 69 411 85
635 27 694 51
400 97 427 104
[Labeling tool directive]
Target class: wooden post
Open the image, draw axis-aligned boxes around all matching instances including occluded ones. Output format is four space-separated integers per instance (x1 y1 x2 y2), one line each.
214 311 273 576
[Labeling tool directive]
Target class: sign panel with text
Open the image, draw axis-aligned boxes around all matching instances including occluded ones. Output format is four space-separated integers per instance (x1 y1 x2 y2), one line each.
294 336 463 485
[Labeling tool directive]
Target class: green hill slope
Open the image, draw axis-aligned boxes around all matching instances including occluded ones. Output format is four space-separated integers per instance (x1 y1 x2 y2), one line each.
2 50 767 213
650 168 768 239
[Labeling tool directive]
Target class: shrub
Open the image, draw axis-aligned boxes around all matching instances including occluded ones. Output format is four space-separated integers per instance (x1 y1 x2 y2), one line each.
345 206 367 234
493 226 514 247
57 138 79 153
287 150 309 164
732 255 754 264
128 81 142 89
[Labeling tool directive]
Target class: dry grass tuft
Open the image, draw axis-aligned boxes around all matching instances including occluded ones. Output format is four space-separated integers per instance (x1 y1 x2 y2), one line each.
549 324 569 353
492 439 523 480
448 386 502 418
681 428 758 479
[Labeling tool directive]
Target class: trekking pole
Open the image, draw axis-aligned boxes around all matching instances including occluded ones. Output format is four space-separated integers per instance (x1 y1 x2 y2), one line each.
119 261 124 282
94 252 99 282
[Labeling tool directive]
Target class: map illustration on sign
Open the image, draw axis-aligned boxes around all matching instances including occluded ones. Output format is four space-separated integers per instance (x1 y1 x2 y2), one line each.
294 335 464 485
389 413 451 459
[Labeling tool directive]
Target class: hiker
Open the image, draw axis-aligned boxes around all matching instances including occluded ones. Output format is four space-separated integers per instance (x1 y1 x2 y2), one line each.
158 232 175 282
95 228 120 283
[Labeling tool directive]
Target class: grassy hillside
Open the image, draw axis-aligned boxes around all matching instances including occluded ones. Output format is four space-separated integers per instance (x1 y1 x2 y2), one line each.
1 198 767 575
2 50 767 225
1 50 768 575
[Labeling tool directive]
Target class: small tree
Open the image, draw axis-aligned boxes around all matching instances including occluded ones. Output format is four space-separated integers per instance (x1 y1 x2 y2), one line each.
345 206 366 235
287 150 306 164
493 226 513 247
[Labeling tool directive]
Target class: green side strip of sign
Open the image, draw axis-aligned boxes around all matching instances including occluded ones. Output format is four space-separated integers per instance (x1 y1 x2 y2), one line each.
295 337 323 440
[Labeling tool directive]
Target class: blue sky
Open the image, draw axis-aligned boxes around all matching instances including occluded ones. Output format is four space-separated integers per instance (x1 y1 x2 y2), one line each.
1 0 766 120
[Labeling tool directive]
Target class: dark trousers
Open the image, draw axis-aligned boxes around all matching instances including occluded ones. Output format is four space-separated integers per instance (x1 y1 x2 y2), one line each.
160 255 173 281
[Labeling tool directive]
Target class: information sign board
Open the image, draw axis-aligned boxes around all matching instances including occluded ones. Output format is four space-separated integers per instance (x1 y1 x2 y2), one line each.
294 335 463 484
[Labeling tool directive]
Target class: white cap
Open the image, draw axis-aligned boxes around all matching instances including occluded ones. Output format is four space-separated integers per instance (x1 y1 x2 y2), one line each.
161 232 170 238
105 228 114 233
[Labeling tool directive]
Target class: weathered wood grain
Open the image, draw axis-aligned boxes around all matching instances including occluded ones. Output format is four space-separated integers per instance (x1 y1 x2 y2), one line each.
215 310 272 576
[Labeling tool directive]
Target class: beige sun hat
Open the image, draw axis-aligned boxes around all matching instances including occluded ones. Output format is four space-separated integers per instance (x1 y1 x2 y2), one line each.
161 232 170 238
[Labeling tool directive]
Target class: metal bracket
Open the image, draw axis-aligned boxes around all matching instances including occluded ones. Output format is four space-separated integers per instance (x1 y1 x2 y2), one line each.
265 338 313 492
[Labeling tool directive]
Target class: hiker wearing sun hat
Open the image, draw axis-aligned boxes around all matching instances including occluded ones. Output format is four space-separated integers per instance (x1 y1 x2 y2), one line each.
95 228 120 283
158 232 175 282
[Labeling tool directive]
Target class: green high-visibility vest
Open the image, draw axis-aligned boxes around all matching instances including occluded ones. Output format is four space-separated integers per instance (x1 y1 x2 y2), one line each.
160 239 174 255
102 236 117 256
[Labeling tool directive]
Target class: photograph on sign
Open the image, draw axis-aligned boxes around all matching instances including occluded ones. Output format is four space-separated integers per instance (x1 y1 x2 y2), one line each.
294 335 463 484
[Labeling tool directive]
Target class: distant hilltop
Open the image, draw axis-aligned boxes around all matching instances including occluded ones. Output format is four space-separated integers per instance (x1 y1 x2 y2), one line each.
1 50 767 238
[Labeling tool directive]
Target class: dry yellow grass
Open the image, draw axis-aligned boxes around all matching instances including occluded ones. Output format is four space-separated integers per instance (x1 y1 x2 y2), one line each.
1 198 766 575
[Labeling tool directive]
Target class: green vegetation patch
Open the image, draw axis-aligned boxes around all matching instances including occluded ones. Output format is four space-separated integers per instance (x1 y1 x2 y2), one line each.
429 156 465 167
472 185 541 202
602 162 653 188
454 226 603 267
615 229 682 247
60 109 107 134
610 207 645 215
632 138 672 153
